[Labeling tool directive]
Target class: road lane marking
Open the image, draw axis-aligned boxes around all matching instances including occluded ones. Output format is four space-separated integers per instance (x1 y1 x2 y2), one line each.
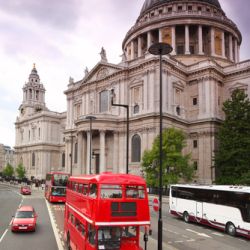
211 232 224 237
0 229 8 243
186 229 212 238
46 200 64 250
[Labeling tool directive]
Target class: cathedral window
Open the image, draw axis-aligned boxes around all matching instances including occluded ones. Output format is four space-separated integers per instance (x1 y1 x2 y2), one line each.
193 140 198 148
62 152 65 168
32 152 35 167
193 97 198 106
134 104 139 114
177 5 182 11
194 161 198 171
74 142 78 164
36 90 39 100
99 90 109 113
167 7 172 13
131 134 141 162
188 5 192 11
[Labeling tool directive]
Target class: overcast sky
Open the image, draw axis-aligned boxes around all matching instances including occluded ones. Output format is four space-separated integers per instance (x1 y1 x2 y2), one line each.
0 0 249 148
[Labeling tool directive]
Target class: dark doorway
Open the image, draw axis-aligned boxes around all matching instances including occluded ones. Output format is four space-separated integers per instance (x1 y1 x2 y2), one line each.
95 154 100 174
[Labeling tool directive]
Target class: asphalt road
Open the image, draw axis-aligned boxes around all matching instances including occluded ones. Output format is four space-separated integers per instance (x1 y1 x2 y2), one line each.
0 184 58 250
149 199 250 250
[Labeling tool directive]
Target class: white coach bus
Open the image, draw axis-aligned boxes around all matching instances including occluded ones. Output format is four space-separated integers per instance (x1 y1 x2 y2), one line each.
169 184 250 239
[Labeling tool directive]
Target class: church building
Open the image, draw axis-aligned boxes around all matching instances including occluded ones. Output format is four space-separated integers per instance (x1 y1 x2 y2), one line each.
15 0 250 184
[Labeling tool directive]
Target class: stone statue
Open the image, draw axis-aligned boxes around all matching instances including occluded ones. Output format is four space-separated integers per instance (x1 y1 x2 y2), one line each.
69 76 74 84
100 47 107 62
84 67 89 76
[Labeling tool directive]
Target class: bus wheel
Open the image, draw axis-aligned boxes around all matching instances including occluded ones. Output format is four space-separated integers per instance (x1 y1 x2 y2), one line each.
67 233 71 250
183 211 190 223
226 222 236 237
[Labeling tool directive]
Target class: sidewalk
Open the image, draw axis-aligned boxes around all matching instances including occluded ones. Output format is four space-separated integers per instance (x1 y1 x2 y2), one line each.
140 234 178 250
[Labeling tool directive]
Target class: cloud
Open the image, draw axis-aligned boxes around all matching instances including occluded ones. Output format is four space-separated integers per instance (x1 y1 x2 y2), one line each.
0 0 83 30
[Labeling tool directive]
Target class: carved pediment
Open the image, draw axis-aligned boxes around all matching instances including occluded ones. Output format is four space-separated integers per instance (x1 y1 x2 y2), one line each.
83 62 124 83
229 82 248 93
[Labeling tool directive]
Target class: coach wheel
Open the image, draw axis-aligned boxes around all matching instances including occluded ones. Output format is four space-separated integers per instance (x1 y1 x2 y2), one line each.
183 211 190 223
67 233 71 250
226 222 236 237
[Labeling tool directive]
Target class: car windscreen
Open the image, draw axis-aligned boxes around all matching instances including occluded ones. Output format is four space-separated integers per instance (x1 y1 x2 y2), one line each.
15 211 34 218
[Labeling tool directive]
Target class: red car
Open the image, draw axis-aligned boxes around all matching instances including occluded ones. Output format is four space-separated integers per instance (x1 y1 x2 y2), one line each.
20 186 31 195
11 206 38 232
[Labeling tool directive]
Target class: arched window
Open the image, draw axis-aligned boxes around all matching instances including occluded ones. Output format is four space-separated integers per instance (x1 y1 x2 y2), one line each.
74 143 78 164
99 90 109 113
131 134 141 162
32 152 35 167
62 152 65 168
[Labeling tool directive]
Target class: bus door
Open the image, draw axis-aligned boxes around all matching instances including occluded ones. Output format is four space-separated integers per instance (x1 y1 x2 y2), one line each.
170 187 177 210
196 202 203 219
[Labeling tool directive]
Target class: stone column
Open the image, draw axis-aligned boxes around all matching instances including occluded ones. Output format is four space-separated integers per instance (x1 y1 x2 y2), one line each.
185 25 190 54
159 29 162 42
147 31 152 49
77 132 82 172
171 26 176 55
198 25 204 55
131 40 135 60
229 35 233 61
222 31 226 58
234 39 238 63
112 131 119 173
138 36 142 57
100 130 106 173
210 27 215 56
86 131 90 174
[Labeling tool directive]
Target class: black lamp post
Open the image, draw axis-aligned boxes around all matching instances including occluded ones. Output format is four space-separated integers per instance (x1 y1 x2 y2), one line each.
110 89 129 174
148 42 173 250
85 115 96 174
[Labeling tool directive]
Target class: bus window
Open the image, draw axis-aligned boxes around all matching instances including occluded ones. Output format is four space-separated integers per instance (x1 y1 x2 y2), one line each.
53 174 68 186
121 226 137 238
79 223 86 236
126 185 145 199
89 184 97 198
100 185 122 199
88 224 96 246
51 187 66 196
98 227 121 249
82 184 88 195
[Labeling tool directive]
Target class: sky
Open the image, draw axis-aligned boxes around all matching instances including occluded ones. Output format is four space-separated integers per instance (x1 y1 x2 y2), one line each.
0 0 250 148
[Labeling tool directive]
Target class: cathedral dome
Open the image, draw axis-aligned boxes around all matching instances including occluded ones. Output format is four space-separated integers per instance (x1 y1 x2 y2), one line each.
141 0 221 15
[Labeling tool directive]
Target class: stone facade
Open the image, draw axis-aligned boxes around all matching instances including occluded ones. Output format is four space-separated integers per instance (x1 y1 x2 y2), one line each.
0 144 14 172
14 0 250 183
14 65 66 179
64 0 250 184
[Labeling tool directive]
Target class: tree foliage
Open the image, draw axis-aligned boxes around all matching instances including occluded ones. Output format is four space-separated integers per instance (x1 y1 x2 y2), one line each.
2 163 14 177
142 128 195 187
16 163 26 179
215 89 250 184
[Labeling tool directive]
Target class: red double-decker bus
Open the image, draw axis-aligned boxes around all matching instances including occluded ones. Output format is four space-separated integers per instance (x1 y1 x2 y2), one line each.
45 171 70 203
64 173 150 250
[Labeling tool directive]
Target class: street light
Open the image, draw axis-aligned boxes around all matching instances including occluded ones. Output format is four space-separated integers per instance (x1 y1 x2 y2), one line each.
110 88 129 174
85 115 96 174
148 42 173 250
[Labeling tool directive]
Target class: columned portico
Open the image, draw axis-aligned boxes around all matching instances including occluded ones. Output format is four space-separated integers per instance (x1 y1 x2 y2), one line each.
185 25 190 54
210 27 215 56
198 25 204 55
86 131 91 174
171 26 176 55
99 130 106 173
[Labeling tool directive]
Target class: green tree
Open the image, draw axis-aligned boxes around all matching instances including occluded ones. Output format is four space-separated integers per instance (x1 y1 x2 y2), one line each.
214 89 250 184
142 128 195 187
16 163 26 179
2 163 14 177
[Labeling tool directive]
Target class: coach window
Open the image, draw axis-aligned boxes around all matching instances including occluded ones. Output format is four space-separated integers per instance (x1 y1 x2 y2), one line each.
89 184 97 198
